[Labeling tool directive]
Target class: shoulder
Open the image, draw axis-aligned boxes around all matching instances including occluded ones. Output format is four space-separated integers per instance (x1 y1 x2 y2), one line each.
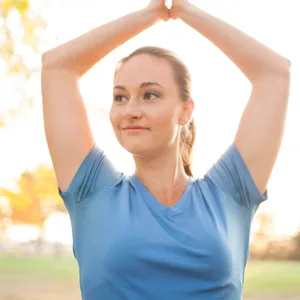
193 176 252 216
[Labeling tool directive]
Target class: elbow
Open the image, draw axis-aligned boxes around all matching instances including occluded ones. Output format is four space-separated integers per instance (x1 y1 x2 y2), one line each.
41 50 80 75
41 50 69 71
41 50 58 70
272 57 292 78
277 57 291 77
284 57 292 69
253 57 291 83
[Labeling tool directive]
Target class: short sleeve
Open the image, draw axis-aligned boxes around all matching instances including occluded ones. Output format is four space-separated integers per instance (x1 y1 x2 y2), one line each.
203 142 268 210
58 143 123 209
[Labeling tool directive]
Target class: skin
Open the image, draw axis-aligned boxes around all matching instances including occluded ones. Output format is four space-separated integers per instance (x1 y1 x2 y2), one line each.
110 0 291 202
169 0 290 195
44 0 290 205
147 0 170 21
110 54 194 206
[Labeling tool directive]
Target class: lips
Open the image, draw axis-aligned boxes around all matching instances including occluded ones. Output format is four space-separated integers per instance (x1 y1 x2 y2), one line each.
122 125 149 130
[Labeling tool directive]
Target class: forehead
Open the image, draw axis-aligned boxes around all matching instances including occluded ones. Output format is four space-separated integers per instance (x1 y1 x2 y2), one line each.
114 54 176 87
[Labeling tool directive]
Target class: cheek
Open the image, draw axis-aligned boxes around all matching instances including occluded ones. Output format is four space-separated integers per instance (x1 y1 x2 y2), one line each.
150 107 178 129
149 109 179 140
109 108 126 145
109 108 120 130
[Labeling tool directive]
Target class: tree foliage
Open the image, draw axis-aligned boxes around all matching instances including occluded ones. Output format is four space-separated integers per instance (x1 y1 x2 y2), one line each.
0 0 46 126
0 165 65 226
0 0 45 75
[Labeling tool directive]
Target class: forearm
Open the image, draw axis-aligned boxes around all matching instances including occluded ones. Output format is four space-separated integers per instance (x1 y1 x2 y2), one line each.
177 3 291 82
42 8 159 76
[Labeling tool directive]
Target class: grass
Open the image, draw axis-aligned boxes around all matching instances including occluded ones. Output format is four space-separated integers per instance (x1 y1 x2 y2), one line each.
244 260 300 293
0 255 300 295
0 255 79 283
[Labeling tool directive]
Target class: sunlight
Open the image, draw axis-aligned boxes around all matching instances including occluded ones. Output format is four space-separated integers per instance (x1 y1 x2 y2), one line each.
1 0 299 239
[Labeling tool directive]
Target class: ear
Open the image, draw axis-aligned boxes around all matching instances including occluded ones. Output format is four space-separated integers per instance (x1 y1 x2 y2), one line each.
179 99 194 125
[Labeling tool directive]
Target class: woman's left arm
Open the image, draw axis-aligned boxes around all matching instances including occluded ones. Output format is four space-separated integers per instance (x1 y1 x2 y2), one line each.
171 1 291 195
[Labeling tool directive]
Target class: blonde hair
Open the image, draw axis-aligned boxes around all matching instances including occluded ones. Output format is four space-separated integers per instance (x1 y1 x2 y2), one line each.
114 46 196 176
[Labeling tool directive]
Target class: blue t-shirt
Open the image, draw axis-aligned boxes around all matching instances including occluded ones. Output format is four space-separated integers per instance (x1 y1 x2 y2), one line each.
58 143 268 300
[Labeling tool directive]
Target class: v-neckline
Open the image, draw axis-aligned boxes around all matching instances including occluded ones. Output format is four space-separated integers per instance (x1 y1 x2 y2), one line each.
129 175 194 217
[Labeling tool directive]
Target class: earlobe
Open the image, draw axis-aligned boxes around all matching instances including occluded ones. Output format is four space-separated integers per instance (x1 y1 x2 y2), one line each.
179 117 188 126
179 115 186 125
179 99 194 125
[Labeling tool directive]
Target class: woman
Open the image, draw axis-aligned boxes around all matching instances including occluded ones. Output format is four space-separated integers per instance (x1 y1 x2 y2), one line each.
41 0 291 299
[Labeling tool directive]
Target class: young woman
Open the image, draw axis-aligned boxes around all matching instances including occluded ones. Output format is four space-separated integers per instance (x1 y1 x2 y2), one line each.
41 0 291 299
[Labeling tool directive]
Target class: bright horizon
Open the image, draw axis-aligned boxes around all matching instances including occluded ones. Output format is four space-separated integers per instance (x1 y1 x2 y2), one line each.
0 0 299 237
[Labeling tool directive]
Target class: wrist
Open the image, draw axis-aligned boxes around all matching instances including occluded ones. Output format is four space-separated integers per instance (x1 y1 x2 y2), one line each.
170 2 193 20
144 6 163 23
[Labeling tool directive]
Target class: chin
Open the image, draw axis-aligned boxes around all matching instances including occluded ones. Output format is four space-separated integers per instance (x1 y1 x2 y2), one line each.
121 142 153 157
124 146 149 157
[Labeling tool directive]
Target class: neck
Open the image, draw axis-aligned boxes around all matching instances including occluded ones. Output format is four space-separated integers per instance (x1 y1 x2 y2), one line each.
133 146 190 206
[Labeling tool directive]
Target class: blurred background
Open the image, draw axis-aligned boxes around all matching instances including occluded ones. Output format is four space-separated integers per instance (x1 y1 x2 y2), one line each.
0 0 299 299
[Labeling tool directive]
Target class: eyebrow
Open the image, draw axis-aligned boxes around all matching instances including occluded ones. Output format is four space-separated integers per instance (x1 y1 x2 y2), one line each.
113 82 165 91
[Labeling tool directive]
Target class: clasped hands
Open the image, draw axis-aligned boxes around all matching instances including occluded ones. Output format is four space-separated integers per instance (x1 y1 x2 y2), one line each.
147 0 189 21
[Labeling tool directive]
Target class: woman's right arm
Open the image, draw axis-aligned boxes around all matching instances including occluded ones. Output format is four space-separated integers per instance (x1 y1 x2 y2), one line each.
41 4 164 193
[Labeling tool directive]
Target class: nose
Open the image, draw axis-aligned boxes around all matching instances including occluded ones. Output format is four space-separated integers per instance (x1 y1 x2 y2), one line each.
125 99 142 119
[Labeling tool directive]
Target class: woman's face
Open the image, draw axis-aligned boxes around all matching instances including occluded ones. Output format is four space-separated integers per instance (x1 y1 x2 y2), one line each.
109 54 190 158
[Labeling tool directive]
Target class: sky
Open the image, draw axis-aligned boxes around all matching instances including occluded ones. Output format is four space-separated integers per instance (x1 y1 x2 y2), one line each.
0 0 299 237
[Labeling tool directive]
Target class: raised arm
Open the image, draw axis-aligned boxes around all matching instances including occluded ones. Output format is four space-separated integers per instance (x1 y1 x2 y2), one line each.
171 0 291 195
42 1 168 193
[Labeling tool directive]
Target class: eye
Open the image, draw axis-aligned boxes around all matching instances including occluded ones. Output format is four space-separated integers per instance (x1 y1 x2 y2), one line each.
144 92 160 100
114 95 127 102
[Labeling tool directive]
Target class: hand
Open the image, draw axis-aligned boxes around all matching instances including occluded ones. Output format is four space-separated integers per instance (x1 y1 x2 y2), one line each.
147 0 170 22
169 0 189 19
